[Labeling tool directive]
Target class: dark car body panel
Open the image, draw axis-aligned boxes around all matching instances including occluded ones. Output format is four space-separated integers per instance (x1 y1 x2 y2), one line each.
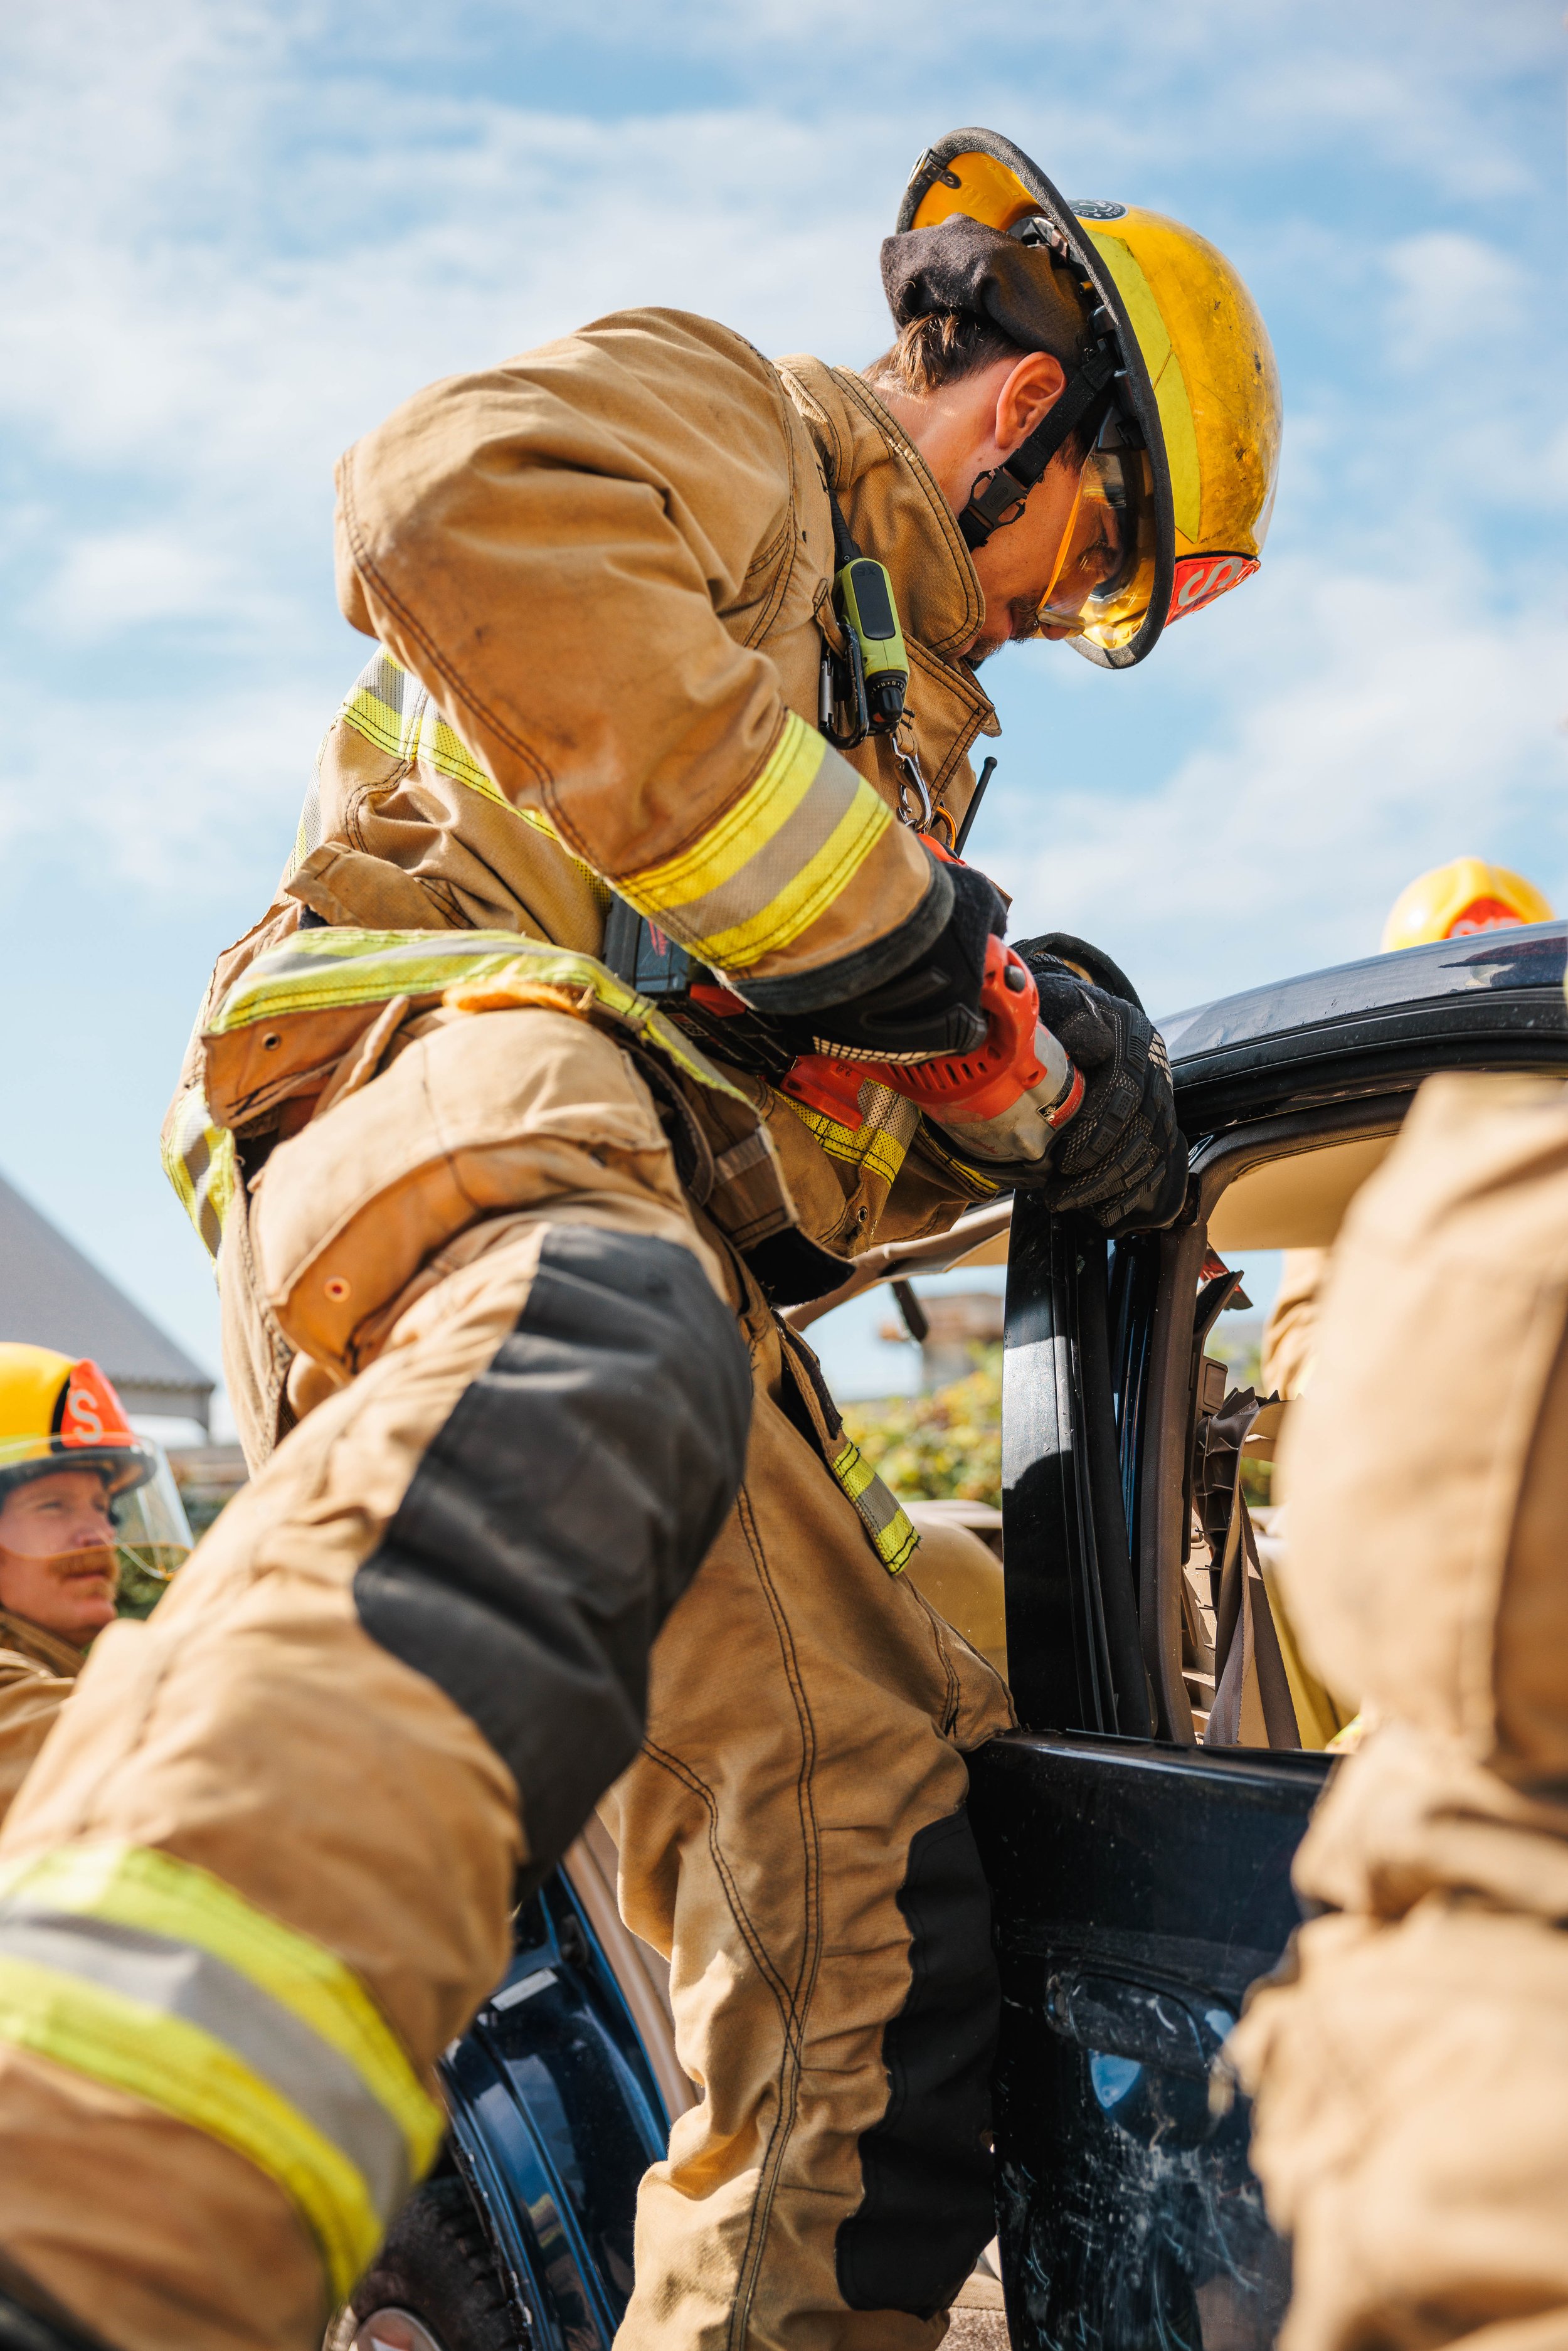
1161 921 1567 1129
971 1736 1325 2351
441 1874 669 2351
972 921 1568 2351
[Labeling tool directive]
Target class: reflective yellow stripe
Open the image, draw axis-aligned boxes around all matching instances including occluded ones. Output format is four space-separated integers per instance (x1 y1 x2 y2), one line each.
0 1953 379 2301
618 713 891 972
829 1438 919 1574
0 1844 442 2179
337 647 504 804
1086 230 1201 540
413 706 501 805
317 655 875 961
337 647 415 763
209 929 750 1112
627 713 828 900
778 1080 918 1191
338 647 505 805
161 1083 237 1262
332 649 604 888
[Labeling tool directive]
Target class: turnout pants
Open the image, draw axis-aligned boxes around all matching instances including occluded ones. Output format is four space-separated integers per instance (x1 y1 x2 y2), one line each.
1230 1076 1568 2351
607 1301 1014 2351
0 996 1011 2351
0 1007 750 2351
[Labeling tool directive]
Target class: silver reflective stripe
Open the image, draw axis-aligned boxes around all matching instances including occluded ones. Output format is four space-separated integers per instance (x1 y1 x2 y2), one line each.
713 1132 773 1183
850 1475 906 1542
649 757 865 955
0 1914 410 2217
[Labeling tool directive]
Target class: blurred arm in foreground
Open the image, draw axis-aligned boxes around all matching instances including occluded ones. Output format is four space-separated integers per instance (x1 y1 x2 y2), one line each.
1229 1067 1568 2351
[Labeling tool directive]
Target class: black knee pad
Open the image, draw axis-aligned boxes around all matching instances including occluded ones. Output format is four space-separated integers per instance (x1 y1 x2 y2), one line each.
836 1804 1001 2315
356 1226 750 1874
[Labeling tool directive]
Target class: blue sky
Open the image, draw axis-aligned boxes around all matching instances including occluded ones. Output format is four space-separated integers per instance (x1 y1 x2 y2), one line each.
1 0 1563 1418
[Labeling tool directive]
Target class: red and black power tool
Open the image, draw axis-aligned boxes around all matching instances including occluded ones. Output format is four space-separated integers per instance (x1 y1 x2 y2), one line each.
779 930 1083 1165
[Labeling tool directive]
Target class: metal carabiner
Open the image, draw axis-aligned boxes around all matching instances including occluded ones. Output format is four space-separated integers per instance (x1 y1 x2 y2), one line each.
895 750 933 832
924 802 958 852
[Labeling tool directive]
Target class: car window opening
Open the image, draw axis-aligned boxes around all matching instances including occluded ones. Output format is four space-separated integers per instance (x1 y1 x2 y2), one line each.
1169 1118 1409 1756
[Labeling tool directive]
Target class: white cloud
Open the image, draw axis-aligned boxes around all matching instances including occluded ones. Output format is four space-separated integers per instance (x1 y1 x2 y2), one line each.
41 530 250 639
0 657 338 894
1384 230 1525 369
995 553 1568 1014
0 0 1558 918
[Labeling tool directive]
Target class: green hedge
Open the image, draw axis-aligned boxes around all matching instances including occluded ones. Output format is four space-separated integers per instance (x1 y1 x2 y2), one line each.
842 1345 1002 1508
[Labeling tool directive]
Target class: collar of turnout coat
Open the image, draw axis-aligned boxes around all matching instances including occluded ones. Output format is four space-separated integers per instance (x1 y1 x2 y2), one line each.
0 1611 85 1681
776 355 997 676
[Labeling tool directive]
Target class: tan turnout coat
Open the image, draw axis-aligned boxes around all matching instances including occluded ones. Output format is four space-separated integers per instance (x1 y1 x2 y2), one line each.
174 311 1012 1456
0 1612 81 1824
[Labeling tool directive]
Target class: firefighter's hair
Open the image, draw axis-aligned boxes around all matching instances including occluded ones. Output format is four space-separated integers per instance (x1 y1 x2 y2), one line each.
864 311 1093 465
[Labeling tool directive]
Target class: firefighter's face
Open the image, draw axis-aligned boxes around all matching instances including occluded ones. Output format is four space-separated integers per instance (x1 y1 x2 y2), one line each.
0 1470 119 1644
887 348 1120 665
966 455 1122 661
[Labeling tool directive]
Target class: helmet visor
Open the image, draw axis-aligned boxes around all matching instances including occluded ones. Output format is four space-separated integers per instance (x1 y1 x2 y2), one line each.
1035 443 1160 652
110 1447 194 1610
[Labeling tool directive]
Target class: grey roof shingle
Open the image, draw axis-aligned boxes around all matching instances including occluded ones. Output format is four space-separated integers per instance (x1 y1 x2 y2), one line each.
0 1173 213 1428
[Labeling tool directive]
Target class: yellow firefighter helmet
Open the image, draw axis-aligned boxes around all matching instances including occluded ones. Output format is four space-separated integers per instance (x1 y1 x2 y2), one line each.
898 128 1281 669
1381 858 1554 952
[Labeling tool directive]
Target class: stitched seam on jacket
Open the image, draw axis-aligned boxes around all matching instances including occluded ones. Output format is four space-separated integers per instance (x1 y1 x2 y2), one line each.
775 363 844 492
907 1583 963 1741
906 646 995 799
736 374 798 613
739 383 803 650
339 455 553 796
725 1481 825 2351
332 728 408 795
342 781 474 931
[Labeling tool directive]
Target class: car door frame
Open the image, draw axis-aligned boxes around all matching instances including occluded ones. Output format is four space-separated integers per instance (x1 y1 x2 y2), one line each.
979 951 1568 2351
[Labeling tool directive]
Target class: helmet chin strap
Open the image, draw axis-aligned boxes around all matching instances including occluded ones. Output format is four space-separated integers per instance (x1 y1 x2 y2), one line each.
958 341 1119 552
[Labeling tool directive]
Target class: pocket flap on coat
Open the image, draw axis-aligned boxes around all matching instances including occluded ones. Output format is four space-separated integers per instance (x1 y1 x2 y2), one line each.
252 1006 674 1366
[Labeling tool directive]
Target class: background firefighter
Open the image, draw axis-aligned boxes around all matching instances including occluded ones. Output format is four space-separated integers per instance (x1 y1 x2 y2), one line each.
1263 858 1556 1402
0 130 1279 2351
0 1347 192 1825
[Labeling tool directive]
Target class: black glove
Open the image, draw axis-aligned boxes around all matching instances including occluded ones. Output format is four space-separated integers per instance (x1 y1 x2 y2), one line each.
1012 935 1189 1233
792 859 1007 1059
1019 930 1143 1007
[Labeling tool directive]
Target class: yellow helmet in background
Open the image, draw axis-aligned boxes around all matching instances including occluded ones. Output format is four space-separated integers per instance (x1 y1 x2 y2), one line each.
0 1344 149 1498
1380 858 1554 952
898 128 1282 669
0 1344 193 1595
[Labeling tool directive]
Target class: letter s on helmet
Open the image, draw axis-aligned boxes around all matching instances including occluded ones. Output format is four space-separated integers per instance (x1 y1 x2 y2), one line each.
898 127 1282 668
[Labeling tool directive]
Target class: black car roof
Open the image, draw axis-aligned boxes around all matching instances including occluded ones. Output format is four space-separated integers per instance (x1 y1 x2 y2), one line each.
1160 918 1568 1130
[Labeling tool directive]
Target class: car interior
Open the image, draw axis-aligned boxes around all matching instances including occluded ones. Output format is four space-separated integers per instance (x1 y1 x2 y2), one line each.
825 1127 1421 1757
1157 1103 1409 1752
